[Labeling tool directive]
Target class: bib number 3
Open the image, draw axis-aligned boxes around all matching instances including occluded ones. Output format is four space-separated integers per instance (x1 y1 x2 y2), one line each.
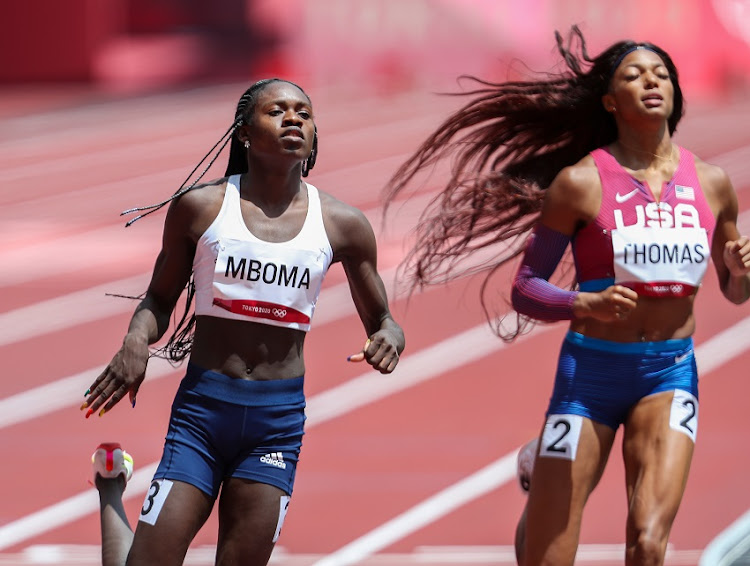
139 479 174 526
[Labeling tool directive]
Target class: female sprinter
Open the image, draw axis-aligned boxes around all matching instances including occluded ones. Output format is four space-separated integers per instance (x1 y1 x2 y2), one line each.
83 78 405 566
385 27 750 566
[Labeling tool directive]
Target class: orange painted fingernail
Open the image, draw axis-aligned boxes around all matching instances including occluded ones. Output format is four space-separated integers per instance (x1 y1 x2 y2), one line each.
98 408 107 417
80 402 88 410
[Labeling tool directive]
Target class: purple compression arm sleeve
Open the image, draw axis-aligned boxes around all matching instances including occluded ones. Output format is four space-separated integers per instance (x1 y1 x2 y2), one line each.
511 224 579 321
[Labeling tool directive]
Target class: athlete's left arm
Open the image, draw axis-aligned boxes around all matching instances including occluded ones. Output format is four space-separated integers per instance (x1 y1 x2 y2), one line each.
703 161 750 304
327 201 405 374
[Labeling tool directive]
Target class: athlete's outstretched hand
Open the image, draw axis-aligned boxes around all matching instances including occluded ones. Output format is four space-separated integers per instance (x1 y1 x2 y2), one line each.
81 335 148 418
348 331 401 374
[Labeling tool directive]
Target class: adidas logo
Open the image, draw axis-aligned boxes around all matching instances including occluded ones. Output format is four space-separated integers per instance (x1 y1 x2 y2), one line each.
260 452 287 469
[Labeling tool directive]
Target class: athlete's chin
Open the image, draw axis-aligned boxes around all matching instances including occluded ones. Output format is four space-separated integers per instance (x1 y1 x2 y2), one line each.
640 105 673 119
279 137 307 150
279 145 310 161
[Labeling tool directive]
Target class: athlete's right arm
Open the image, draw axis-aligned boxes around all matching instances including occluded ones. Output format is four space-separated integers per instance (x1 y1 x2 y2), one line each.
512 163 637 322
82 192 200 417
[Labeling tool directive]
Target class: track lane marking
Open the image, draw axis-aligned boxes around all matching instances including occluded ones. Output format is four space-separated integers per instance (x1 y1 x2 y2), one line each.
0 266 398 428
3 311 750 553
0 320 542 550
307 315 750 565
2 200 748 347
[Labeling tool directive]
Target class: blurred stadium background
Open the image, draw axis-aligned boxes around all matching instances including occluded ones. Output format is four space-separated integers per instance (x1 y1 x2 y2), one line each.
2 0 749 104
2 1 750 565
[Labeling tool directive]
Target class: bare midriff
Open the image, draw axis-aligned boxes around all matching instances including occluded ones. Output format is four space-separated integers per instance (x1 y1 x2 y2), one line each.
570 293 696 342
190 316 306 380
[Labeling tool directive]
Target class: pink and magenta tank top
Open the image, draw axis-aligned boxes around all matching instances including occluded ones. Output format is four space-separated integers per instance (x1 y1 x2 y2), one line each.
572 146 716 297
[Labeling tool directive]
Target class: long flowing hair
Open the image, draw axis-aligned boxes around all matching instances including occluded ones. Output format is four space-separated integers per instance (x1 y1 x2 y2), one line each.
384 25 684 339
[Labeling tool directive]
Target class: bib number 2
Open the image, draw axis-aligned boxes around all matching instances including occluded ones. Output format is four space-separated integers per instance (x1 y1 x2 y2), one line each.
669 389 698 443
540 414 584 461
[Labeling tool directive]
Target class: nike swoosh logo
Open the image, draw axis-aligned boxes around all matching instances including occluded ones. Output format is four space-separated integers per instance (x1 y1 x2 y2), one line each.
615 188 639 203
675 352 691 363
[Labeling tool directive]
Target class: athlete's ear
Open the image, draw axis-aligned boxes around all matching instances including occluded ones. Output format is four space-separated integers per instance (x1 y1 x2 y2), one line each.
236 125 250 145
602 93 616 113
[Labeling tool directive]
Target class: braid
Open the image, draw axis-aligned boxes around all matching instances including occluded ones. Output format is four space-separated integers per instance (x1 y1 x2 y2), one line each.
121 119 239 227
150 274 197 364
119 78 318 364
302 127 318 177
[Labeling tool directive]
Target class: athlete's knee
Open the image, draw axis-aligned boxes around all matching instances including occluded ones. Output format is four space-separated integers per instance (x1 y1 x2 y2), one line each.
627 523 670 566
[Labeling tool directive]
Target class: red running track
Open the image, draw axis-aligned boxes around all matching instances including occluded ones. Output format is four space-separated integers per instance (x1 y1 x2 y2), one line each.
1 84 750 565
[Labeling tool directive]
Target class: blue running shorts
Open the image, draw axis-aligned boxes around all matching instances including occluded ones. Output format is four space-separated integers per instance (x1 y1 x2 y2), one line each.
547 331 698 430
154 363 306 497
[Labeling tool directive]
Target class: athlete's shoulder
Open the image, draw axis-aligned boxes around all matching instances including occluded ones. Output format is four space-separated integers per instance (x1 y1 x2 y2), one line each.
691 155 736 213
692 153 731 187
164 176 228 236
169 176 228 212
312 187 375 256
549 155 600 196
183 176 229 201
316 187 370 228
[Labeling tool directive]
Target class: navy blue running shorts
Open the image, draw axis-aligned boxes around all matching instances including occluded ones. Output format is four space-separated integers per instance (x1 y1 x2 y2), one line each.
154 363 306 498
547 331 698 430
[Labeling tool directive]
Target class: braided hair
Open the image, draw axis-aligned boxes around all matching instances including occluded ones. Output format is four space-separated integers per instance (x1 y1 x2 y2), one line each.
384 25 684 340
120 78 318 363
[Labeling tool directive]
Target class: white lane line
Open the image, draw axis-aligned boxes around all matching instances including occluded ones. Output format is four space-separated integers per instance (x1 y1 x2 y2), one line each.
3 142 748 288
0 274 150 348
1 152 748 554
2 202 744 418
0 358 176 431
0 463 159 557
2 310 749 554
307 315 750 566
0 321 529 551
0 266 397 429
0 543 703 565
310 453 519 566
0 184 429 344
3 199 748 349
0 261 394 349
0 185 426 287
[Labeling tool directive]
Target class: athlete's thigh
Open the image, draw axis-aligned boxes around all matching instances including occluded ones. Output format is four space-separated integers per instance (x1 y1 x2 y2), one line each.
622 390 696 534
215 478 291 566
524 414 617 566
126 480 214 566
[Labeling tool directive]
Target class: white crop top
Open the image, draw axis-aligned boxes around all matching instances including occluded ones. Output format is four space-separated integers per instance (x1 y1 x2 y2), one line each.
193 175 334 331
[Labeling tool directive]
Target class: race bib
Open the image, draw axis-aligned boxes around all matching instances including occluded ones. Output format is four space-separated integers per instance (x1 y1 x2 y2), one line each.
212 237 328 329
611 226 709 297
